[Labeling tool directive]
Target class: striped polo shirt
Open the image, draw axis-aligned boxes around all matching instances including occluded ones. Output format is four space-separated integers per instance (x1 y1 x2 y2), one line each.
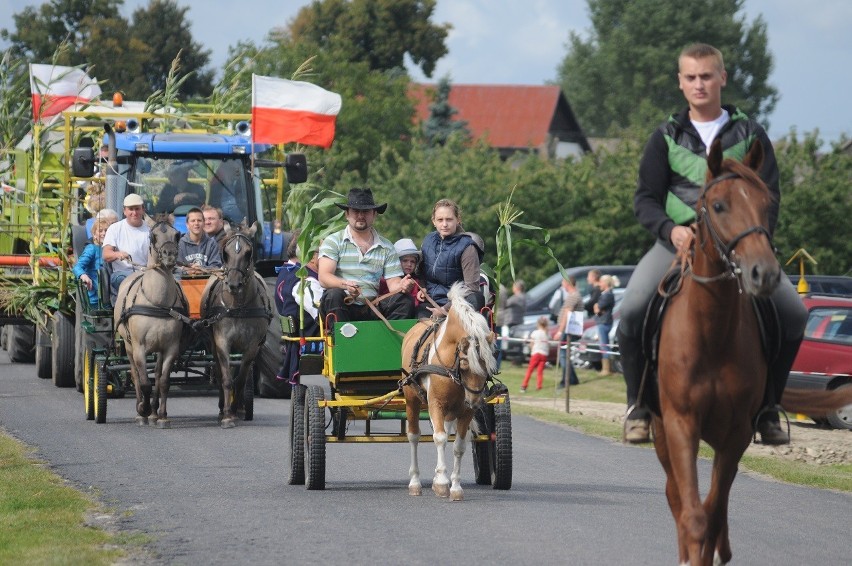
319 226 403 303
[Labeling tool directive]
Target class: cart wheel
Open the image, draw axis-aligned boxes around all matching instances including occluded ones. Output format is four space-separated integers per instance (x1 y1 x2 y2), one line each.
489 396 512 490
94 358 108 424
304 385 326 490
287 384 306 485
243 366 255 421
472 403 494 485
83 348 95 420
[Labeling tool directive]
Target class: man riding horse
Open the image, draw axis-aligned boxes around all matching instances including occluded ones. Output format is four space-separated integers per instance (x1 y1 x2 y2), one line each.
617 43 808 445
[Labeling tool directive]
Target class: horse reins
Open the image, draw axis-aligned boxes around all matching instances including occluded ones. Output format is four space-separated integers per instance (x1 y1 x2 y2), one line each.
689 172 774 286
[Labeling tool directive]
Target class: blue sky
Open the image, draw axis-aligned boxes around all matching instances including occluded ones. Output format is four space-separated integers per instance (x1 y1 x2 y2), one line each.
2 0 849 145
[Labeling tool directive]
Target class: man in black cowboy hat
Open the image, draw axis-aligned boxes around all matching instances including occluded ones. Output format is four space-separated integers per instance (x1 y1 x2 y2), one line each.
318 188 415 322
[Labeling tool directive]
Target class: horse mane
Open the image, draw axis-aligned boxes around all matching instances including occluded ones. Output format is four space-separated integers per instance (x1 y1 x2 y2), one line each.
447 282 497 377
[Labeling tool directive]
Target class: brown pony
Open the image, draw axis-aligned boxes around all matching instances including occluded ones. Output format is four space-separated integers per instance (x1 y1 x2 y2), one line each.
114 219 188 428
200 221 272 428
402 282 497 501
654 140 852 565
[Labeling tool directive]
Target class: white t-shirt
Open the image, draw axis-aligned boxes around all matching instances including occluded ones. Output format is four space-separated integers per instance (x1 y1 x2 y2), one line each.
530 328 550 357
692 109 730 153
102 220 151 271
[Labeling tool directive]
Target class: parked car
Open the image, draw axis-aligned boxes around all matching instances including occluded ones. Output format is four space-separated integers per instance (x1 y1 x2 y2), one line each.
787 294 852 429
500 265 635 364
787 274 852 296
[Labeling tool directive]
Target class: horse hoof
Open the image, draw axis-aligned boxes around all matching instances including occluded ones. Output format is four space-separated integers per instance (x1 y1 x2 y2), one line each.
450 489 464 502
221 418 237 429
135 416 148 426
408 485 422 496
432 483 450 498
156 419 170 429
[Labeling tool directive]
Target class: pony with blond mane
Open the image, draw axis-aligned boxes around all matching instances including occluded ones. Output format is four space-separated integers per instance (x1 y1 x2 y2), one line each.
402 282 497 501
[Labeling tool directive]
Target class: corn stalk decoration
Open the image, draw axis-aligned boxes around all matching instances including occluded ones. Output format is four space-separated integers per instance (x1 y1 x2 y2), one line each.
485 186 568 322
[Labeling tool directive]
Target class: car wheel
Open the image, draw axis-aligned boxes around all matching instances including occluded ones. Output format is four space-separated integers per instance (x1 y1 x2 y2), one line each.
826 383 852 430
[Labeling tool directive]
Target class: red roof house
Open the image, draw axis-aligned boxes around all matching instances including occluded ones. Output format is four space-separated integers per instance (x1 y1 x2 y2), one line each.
410 84 591 159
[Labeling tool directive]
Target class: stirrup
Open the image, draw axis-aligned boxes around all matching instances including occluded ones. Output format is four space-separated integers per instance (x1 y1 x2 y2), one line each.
753 405 791 445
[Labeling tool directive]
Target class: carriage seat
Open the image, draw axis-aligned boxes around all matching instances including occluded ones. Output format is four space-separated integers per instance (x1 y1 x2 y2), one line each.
98 262 113 309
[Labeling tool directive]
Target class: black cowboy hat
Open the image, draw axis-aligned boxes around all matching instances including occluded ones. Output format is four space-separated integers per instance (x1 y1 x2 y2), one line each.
335 187 387 214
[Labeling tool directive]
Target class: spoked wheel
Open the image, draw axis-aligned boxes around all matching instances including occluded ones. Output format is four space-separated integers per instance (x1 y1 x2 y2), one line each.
287 384 306 485
83 348 95 420
304 385 326 490
489 396 513 490
472 403 495 485
93 357 108 424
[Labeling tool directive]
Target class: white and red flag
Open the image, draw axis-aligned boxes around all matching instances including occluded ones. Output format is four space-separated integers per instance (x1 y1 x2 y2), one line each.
251 74 342 148
29 64 102 121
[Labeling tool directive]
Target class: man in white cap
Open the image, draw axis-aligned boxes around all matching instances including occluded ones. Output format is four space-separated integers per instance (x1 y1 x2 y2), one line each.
102 193 151 298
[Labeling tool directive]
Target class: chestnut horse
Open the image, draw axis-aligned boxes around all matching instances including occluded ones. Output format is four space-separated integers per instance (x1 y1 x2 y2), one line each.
402 282 496 501
114 219 189 428
654 140 852 565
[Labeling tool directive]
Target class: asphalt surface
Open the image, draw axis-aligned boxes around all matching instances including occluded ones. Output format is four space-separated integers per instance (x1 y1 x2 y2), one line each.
1 350 850 565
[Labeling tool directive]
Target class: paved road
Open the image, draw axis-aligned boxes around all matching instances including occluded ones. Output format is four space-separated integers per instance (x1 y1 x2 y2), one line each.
0 350 849 565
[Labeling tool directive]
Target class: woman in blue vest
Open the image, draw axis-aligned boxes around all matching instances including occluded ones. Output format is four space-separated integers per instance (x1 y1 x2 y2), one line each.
417 198 485 318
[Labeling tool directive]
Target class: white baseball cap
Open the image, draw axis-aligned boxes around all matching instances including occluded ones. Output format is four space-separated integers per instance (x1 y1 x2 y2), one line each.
123 193 144 207
394 238 420 258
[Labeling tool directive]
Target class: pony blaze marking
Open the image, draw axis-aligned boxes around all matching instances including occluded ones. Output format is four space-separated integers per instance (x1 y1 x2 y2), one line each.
401 282 497 501
200 221 272 428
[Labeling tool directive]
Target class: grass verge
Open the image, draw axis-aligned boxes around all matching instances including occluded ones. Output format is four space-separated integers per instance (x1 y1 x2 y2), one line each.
498 362 852 492
0 430 125 565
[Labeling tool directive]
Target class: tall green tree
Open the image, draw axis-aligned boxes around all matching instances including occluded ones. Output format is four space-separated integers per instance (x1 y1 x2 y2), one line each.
0 0 123 64
2 0 213 100
130 0 214 99
288 0 450 77
422 76 470 146
557 0 776 136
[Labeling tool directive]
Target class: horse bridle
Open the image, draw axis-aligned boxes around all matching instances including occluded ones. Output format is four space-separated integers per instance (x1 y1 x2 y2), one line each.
694 172 774 282
151 221 179 268
221 232 254 284
404 319 491 397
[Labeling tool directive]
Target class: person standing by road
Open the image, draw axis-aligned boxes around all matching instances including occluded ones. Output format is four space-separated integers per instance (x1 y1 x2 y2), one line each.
554 276 583 387
521 316 551 392
616 43 807 445
593 275 618 376
583 269 602 318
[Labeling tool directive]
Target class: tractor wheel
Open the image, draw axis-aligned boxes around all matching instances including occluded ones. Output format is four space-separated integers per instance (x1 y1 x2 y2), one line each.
51 312 75 387
8 324 36 363
35 324 52 379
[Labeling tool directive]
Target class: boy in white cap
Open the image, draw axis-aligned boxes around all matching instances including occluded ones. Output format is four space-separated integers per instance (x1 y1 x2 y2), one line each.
102 193 151 298
379 238 422 307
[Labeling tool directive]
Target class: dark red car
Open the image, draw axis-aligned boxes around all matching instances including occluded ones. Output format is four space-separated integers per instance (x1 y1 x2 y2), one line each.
788 294 852 429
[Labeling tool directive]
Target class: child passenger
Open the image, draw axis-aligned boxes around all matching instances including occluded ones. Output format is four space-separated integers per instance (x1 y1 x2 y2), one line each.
521 316 551 392
74 217 115 305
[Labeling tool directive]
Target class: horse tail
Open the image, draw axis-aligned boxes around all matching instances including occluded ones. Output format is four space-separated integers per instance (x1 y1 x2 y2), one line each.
781 386 852 416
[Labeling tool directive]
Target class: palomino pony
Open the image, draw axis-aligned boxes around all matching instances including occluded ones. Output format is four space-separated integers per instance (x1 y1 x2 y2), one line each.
114 219 189 428
200 222 272 428
402 282 497 501
653 140 852 565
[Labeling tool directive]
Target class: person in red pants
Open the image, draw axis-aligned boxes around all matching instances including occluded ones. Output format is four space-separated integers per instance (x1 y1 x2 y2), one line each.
521 316 551 392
